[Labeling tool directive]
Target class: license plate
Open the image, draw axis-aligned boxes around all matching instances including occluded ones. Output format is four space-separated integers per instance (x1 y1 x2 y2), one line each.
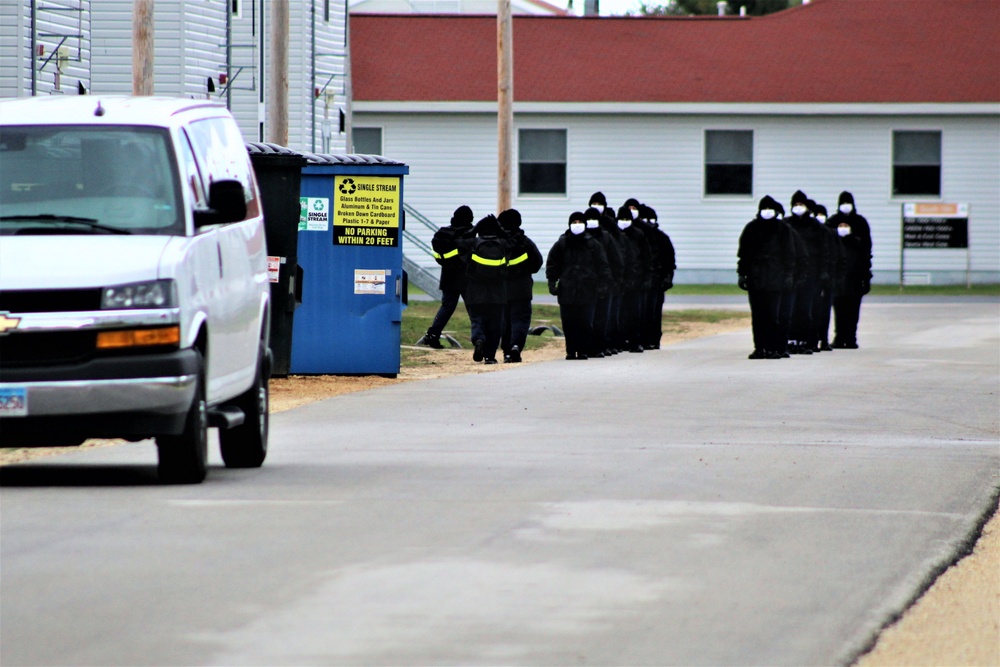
0 387 28 417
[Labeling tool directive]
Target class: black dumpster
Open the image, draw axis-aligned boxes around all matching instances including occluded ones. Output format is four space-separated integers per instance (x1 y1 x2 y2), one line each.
246 142 308 377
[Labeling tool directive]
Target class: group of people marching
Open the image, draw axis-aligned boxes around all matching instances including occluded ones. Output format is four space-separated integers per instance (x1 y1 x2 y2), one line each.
422 191 676 363
737 190 873 360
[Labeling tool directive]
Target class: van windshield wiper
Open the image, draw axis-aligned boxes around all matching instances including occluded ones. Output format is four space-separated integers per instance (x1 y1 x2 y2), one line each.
0 214 131 235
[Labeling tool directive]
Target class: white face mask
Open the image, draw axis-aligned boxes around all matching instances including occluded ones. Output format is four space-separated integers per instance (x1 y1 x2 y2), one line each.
759 209 776 220
585 220 599 229
617 219 631 230
569 222 586 235
837 226 851 237
590 204 604 213
791 205 808 216
817 215 827 223
630 208 639 219
839 203 853 214
650 218 657 225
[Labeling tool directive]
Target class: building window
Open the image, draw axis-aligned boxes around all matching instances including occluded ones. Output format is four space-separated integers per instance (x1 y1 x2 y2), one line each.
353 127 382 155
704 130 753 196
893 131 941 196
518 129 566 195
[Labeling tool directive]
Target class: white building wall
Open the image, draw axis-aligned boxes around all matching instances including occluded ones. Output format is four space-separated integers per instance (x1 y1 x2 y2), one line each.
0 0 91 98
356 109 1000 284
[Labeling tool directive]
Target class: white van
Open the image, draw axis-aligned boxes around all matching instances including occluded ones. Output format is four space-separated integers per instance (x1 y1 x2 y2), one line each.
0 96 271 483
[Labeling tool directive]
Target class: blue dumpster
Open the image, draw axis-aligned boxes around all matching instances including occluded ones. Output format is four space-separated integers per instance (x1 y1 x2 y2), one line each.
290 154 410 376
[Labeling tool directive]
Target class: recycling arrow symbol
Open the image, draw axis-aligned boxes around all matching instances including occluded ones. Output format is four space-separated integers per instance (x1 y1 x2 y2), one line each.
339 178 356 195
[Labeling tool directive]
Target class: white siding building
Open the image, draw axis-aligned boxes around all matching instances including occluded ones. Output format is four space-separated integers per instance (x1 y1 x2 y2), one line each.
0 1 350 154
352 4 1000 285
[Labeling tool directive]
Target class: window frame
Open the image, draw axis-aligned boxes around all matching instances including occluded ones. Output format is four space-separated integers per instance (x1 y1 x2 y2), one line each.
516 127 568 198
703 129 754 198
891 129 942 199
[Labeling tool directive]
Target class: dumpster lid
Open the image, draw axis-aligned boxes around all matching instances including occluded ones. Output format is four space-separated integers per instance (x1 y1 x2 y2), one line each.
301 152 405 167
246 142 308 161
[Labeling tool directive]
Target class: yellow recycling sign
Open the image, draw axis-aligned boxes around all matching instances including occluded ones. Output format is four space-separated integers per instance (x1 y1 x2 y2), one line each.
333 175 401 247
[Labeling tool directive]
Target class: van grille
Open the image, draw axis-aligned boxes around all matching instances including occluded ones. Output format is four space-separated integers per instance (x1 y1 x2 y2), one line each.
0 331 97 369
0 289 103 313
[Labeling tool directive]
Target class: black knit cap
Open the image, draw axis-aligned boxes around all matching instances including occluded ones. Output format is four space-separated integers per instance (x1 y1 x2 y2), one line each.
838 191 856 206
775 201 786 216
624 198 641 209
758 195 780 212
641 205 657 221
474 214 501 236
589 191 608 207
568 211 586 226
497 208 522 231
616 205 632 221
791 190 809 206
451 205 474 228
815 203 828 217
584 207 603 221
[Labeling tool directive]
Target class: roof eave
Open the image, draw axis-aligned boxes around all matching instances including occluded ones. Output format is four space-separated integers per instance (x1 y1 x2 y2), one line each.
353 101 1000 115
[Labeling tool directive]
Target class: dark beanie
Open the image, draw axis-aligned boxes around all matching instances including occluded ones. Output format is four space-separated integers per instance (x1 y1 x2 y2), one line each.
497 208 522 231
806 198 818 214
568 211 586 226
838 191 856 207
584 207 602 221
589 191 607 207
815 203 828 217
451 205 473 228
474 214 500 236
775 201 786 216
616 205 632 221
639 205 657 221
791 190 809 206
758 195 779 212
624 197 641 209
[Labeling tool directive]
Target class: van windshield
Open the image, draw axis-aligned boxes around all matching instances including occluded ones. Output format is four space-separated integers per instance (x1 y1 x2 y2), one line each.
0 125 183 236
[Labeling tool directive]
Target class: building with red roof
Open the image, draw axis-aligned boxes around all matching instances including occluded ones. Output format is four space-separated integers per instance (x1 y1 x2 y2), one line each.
351 0 999 284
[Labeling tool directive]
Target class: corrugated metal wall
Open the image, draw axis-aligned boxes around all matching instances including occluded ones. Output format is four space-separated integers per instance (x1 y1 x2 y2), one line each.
355 110 1000 284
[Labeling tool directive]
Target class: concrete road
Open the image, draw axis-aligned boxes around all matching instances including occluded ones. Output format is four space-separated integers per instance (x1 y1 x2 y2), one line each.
2 301 998 667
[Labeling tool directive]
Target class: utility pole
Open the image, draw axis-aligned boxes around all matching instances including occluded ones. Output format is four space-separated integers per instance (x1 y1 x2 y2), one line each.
269 0 290 146
132 0 154 95
497 0 513 213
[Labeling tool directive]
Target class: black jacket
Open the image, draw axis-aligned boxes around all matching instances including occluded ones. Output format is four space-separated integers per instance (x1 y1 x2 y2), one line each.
588 226 624 292
464 217 509 305
504 229 544 301
431 225 474 292
546 231 611 306
737 217 797 292
600 215 635 292
786 214 831 284
621 224 652 292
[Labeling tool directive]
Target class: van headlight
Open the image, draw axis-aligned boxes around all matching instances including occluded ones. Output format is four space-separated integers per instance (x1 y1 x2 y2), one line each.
102 279 177 309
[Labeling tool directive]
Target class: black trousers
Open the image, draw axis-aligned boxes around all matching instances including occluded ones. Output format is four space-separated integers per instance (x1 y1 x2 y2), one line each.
748 289 782 352
777 288 795 353
607 292 622 350
644 289 665 347
428 289 465 337
833 293 863 345
816 287 833 345
468 303 504 360
621 290 643 350
791 276 820 346
501 298 532 355
560 303 594 357
589 294 611 355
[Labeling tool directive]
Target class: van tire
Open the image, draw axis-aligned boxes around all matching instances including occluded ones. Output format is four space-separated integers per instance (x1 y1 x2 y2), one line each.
157 353 208 484
220 344 269 469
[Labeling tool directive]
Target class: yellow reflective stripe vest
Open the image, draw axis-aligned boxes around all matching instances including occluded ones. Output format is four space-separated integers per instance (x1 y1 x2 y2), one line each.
471 254 506 267
508 252 529 266
433 248 460 260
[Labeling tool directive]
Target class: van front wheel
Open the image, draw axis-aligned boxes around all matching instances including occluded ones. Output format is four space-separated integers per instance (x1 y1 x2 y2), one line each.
157 355 208 484
220 344 269 469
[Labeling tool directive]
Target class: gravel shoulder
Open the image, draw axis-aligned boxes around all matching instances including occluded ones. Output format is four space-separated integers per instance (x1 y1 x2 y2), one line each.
2 318 996 665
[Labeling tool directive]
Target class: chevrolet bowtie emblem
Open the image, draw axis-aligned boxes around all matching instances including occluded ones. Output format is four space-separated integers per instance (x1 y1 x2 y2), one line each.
0 312 22 335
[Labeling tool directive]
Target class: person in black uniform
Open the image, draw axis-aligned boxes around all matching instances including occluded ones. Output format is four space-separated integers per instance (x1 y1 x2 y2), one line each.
546 212 611 360
785 190 830 354
737 195 797 359
638 205 676 350
465 214 509 364
826 192 872 348
498 208 543 363
617 204 652 353
422 205 475 348
599 205 631 355
584 206 623 358
811 201 839 352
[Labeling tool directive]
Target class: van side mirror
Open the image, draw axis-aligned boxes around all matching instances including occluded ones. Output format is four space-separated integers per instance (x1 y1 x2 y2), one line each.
194 179 247 227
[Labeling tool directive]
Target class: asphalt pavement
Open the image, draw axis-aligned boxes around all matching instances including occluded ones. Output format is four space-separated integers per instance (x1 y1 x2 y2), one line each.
2 299 998 666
